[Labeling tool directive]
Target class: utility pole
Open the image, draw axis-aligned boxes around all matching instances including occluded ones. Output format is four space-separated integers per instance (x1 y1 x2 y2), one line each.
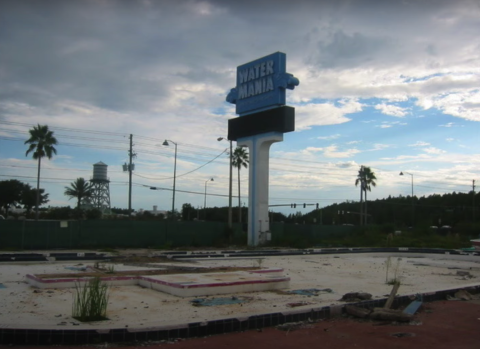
228 140 233 228
128 134 133 217
473 180 476 222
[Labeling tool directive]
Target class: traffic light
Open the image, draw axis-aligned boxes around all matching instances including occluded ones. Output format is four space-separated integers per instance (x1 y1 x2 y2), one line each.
303 203 306 208
316 203 319 209
294 203 296 208
291 203 293 208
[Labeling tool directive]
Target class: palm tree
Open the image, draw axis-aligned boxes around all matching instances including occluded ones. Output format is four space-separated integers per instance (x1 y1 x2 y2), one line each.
362 166 377 225
25 124 58 220
231 146 249 223
355 166 365 225
64 178 94 210
355 166 377 225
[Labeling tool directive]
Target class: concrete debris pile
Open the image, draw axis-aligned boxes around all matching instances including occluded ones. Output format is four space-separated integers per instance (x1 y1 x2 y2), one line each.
339 292 372 302
190 296 251 306
447 289 480 301
345 305 414 322
343 283 419 322
276 319 315 332
455 271 475 280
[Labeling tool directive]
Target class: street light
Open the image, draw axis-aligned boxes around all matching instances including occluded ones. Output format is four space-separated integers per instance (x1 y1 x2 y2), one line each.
163 140 177 218
204 178 214 219
400 171 414 227
217 137 233 229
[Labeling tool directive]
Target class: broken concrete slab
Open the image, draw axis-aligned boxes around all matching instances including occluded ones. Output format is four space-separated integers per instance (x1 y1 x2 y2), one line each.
288 288 332 296
403 295 423 315
370 308 414 322
340 292 372 302
345 305 372 318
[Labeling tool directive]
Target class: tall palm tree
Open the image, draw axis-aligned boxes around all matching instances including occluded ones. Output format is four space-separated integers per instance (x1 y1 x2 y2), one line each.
25 124 58 220
355 166 365 225
362 166 377 225
64 178 94 210
355 166 377 225
231 146 249 223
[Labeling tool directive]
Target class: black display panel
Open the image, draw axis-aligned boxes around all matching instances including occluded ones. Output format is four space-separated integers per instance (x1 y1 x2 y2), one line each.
228 106 295 141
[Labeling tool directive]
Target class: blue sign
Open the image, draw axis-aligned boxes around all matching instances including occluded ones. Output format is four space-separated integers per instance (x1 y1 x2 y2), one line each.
226 52 299 116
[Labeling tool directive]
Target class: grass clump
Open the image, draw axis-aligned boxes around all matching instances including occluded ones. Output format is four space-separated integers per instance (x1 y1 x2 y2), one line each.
72 277 109 322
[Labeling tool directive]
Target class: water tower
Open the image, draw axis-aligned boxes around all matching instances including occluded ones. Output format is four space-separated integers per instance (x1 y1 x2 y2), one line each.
90 161 111 213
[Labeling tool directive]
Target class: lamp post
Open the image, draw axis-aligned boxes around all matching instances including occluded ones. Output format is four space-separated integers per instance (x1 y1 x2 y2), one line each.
204 178 214 219
217 137 233 229
400 171 414 227
163 140 177 218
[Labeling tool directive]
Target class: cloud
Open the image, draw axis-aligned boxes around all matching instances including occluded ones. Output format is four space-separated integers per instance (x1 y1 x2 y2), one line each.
295 99 363 130
310 30 391 69
317 134 341 140
304 147 324 153
323 145 360 158
376 120 408 128
1 0 480 212
336 161 357 168
374 103 408 117
423 147 446 154
370 144 391 151
409 141 430 147
381 154 431 161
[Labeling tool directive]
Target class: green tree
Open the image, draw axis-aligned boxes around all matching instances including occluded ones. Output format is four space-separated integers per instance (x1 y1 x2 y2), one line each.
21 185 49 216
64 178 94 209
231 146 249 223
181 203 196 221
0 179 26 216
25 124 58 220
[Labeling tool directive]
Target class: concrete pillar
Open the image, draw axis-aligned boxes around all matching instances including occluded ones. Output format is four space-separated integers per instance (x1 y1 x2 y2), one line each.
237 132 283 246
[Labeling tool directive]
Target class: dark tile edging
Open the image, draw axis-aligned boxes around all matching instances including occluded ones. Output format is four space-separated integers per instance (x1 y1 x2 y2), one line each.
2 284 479 345
0 252 109 263
168 247 479 259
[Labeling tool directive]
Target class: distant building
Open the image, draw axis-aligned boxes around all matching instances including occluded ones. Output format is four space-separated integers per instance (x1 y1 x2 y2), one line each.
136 205 167 217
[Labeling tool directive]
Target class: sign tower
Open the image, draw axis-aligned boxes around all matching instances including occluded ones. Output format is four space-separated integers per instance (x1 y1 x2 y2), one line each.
226 52 299 246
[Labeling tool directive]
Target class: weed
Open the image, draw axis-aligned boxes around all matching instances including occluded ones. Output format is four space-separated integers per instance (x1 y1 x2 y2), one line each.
385 257 403 285
254 258 264 268
72 277 109 322
387 279 402 286
105 264 115 274
385 256 392 283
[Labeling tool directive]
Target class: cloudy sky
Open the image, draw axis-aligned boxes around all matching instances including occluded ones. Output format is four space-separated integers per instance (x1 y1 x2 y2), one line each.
0 0 479 215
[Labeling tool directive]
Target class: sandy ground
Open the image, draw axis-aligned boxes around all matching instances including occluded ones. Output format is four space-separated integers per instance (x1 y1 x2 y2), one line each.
1 252 479 330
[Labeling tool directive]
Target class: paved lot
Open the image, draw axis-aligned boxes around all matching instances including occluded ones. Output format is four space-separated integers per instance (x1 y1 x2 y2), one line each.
1 251 479 331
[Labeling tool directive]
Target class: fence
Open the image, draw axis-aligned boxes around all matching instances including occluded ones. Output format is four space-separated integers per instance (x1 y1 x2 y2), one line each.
0 220 353 250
